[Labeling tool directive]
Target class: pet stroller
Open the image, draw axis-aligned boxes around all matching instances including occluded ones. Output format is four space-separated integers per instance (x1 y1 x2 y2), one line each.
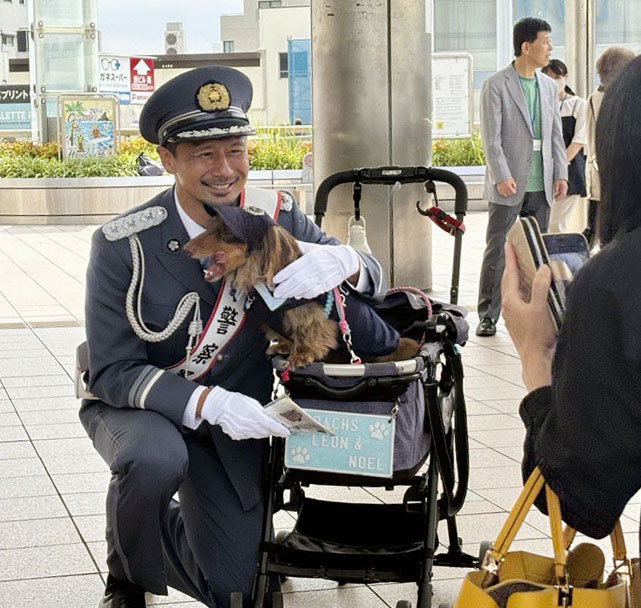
243 166 476 608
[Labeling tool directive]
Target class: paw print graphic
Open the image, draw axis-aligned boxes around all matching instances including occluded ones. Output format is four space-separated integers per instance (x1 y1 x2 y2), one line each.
290 446 311 464
368 421 389 440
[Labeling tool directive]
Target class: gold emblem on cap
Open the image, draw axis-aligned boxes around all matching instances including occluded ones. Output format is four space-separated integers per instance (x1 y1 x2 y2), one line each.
196 82 231 112
244 205 265 216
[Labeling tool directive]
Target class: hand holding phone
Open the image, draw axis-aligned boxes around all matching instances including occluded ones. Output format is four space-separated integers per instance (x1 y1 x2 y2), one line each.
506 217 590 332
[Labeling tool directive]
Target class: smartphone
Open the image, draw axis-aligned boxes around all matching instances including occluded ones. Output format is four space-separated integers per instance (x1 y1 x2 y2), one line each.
541 232 590 312
506 217 589 332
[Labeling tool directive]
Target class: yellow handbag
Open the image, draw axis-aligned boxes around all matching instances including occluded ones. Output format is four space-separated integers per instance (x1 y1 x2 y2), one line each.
453 466 629 608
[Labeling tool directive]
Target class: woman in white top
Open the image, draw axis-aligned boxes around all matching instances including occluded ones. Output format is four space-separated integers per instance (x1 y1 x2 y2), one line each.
542 59 587 233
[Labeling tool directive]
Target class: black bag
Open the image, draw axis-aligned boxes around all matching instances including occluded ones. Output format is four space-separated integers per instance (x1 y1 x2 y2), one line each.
136 153 164 176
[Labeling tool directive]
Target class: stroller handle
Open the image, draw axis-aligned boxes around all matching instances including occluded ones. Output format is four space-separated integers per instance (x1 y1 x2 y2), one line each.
313 165 468 226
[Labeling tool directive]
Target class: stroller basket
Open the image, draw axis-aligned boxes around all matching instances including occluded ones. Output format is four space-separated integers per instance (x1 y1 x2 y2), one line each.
265 498 428 583
274 355 434 485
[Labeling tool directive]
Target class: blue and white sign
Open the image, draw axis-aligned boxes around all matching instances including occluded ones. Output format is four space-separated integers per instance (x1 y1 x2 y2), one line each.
99 55 131 105
0 85 31 130
285 409 395 478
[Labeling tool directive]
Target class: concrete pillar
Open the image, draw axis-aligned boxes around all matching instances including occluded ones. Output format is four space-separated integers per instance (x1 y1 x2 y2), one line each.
565 0 594 99
311 0 432 288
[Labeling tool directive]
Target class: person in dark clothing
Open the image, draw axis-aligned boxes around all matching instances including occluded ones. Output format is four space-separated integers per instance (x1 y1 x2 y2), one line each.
501 55 641 539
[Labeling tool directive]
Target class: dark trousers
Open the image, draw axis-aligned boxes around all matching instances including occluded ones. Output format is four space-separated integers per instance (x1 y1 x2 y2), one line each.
80 402 268 608
477 191 550 322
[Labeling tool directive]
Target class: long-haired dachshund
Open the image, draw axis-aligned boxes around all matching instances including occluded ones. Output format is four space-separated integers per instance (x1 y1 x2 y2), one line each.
183 204 419 369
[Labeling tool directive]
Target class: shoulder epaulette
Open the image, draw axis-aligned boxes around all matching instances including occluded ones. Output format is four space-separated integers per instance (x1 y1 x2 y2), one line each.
102 206 168 241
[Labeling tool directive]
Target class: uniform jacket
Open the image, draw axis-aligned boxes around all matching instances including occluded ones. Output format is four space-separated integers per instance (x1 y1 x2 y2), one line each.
481 63 568 206
83 186 385 510
520 224 641 538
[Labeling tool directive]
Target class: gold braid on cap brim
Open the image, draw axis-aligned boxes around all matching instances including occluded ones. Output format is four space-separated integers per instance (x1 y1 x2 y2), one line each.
175 125 255 139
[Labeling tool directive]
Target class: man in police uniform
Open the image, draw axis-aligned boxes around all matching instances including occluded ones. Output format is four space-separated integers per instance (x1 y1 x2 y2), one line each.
81 65 386 608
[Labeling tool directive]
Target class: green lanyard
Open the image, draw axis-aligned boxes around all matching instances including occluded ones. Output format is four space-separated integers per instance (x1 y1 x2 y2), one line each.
518 77 539 134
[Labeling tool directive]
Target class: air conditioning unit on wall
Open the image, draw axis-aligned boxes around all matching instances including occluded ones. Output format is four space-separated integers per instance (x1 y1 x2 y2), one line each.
164 23 185 55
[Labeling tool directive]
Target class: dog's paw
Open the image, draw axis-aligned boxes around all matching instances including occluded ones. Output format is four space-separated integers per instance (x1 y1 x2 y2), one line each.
290 446 310 464
368 421 390 441
288 351 315 369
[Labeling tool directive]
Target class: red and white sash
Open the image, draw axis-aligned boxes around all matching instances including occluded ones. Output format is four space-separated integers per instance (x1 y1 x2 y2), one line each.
166 188 281 380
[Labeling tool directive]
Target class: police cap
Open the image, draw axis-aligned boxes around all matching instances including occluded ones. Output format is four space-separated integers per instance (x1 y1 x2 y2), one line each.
139 65 255 146
203 203 276 253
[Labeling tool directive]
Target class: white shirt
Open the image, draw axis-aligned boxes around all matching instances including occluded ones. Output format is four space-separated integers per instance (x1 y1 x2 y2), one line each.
559 95 588 147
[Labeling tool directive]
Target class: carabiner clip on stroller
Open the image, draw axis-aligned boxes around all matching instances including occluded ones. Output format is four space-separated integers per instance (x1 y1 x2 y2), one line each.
247 166 476 608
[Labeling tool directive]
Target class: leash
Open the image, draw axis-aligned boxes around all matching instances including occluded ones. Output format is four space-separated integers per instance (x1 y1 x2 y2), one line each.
417 180 466 236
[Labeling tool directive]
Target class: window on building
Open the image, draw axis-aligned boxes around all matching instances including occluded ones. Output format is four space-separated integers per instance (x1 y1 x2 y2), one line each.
223 40 235 53
595 0 641 63
1 34 15 46
279 52 288 78
17 30 27 52
514 0 565 62
435 0 497 89
258 1 282 8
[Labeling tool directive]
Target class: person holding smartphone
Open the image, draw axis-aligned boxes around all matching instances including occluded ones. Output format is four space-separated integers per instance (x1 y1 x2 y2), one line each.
501 55 641 539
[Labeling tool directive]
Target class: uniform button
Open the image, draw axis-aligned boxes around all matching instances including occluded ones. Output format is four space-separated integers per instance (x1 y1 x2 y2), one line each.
216 354 224 361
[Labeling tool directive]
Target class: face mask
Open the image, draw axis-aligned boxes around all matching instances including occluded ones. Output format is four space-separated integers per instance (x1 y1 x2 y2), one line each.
556 78 566 95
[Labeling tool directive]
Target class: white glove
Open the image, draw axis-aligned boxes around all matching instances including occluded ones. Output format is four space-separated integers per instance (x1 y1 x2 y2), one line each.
201 386 289 440
273 241 360 300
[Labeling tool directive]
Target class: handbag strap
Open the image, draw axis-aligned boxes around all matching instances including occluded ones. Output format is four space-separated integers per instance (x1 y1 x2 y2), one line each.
611 520 628 563
546 485 568 581
564 521 627 562
482 466 546 578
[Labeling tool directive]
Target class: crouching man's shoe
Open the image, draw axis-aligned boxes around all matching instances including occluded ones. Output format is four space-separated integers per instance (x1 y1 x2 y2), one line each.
98 574 146 608
475 318 496 337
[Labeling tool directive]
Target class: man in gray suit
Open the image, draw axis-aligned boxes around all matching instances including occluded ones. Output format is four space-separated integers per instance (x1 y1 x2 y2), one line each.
476 17 568 337
80 66 386 608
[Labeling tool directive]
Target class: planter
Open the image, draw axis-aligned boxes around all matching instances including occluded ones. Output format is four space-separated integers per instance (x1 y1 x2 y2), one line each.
0 167 485 225
0 171 310 225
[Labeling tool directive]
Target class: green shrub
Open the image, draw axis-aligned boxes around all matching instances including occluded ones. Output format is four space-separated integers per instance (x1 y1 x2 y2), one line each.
119 136 159 159
431 133 485 167
0 154 138 178
0 128 483 178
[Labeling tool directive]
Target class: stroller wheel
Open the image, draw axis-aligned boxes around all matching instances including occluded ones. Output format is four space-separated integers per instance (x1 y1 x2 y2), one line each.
274 531 289 582
230 592 243 608
396 601 413 608
478 540 492 568
272 591 284 608
275 530 290 544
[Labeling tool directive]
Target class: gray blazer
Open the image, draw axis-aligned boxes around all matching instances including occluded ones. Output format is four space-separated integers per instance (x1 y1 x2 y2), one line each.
480 63 568 206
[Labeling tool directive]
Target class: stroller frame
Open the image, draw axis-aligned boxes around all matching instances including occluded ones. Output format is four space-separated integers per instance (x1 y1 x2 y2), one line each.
247 166 475 608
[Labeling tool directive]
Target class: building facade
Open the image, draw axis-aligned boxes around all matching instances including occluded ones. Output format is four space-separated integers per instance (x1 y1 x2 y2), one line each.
436 0 641 109
220 0 309 54
0 0 29 83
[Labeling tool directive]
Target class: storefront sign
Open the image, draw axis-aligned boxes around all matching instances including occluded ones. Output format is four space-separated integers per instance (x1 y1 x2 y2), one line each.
0 85 31 131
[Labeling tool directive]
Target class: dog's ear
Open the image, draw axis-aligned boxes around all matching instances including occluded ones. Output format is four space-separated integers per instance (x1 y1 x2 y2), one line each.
260 225 301 284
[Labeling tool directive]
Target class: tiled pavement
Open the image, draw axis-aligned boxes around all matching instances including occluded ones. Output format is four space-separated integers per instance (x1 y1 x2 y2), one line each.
0 213 638 607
